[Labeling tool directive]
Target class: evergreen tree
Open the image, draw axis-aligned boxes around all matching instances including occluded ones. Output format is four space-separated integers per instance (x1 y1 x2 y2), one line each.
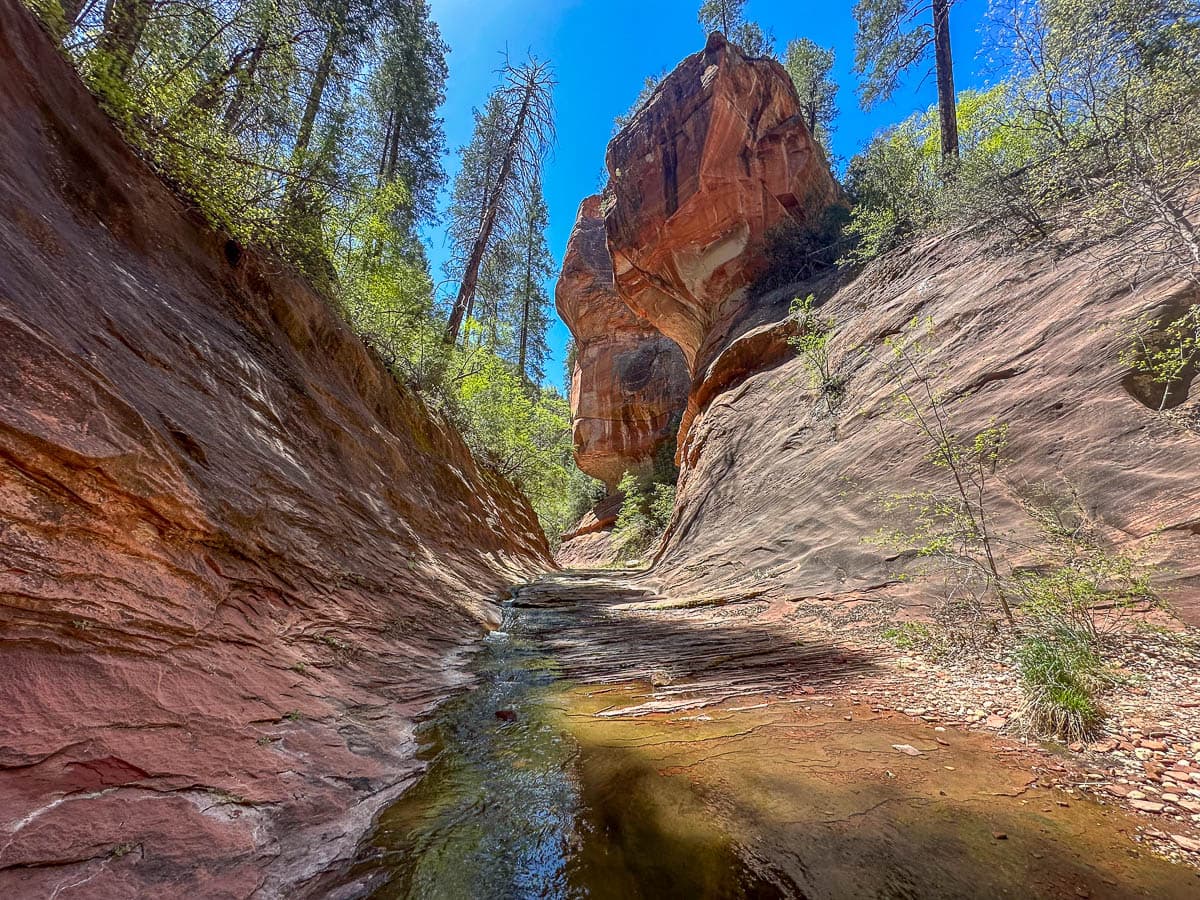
783 38 838 152
512 180 554 385
367 0 448 244
853 0 960 160
697 0 775 56
443 57 555 346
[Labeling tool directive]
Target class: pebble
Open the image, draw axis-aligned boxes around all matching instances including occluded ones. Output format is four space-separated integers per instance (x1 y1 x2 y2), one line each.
1130 799 1165 813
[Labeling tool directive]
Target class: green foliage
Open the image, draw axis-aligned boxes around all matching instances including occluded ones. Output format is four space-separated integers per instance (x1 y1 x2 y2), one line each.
881 621 933 650
843 86 1039 262
752 203 851 292
613 471 677 564
783 38 838 151
439 343 584 542
788 294 845 413
993 0 1200 270
846 0 1200 268
697 0 775 56
1014 626 1108 741
1119 305 1200 411
613 72 665 133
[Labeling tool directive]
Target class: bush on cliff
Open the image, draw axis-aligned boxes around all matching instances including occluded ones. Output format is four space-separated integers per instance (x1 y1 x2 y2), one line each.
613 471 676 564
844 0 1200 271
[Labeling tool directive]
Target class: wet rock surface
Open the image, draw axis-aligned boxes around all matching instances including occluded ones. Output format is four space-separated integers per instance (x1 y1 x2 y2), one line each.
334 573 1200 898
0 4 547 896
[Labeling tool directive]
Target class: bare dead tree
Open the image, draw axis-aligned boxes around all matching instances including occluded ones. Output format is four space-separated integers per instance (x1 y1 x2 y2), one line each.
443 55 555 346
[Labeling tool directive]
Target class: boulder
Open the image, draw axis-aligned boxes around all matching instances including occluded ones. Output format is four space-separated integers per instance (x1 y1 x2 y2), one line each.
604 32 843 371
556 195 689 490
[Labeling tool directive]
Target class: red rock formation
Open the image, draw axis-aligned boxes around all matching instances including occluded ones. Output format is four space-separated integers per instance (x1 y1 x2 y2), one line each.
556 196 689 490
653 232 1200 625
604 32 843 372
555 495 623 569
0 3 548 896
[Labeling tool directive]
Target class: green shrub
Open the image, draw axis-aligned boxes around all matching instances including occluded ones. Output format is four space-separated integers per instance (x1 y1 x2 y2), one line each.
788 294 844 413
612 471 676 563
1014 626 1108 741
1119 305 1200 411
881 621 932 650
749 204 850 295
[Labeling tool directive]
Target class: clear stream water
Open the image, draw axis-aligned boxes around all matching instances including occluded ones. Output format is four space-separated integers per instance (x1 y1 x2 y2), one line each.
334 577 1198 900
338 590 782 899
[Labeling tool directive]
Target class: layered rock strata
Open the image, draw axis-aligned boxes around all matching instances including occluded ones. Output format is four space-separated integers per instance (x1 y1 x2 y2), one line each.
654 235 1200 625
0 4 548 896
556 195 689 491
604 31 843 373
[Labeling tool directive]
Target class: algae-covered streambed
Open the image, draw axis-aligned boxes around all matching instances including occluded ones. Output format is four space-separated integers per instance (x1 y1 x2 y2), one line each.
338 574 1199 899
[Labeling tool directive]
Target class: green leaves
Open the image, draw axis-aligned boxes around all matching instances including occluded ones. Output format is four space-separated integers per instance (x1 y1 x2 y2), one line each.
788 294 845 413
613 471 676 563
783 38 838 151
1119 305 1200 411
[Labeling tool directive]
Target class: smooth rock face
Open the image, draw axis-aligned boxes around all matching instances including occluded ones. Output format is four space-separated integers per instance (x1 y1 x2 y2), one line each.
652 232 1200 625
556 196 689 490
0 3 548 896
604 32 842 372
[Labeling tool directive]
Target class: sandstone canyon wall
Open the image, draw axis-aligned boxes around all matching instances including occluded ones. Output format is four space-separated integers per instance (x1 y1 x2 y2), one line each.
653 234 1200 625
0 4 548 897
556 196 689 492
560 32 1200 625
604 32 843 374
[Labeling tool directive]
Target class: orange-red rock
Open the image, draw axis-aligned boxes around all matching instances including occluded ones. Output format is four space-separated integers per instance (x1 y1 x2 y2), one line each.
653 233 1200 625
556 195 689 489
0 3 547 896
604 32 842 372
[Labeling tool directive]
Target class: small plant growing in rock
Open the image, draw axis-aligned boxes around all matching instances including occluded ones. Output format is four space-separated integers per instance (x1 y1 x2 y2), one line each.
789 294 845 414
879 318 1016 627
612 471 676 564
881 622 933 651
1119 305 1200 411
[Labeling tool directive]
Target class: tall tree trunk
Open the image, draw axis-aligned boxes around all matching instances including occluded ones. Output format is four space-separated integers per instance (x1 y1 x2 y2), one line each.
289 15 342 186
443 79 535 345
376 108 396 185
932 0 959 161
96 0 153 81
223 28 268 129
518 222 534 382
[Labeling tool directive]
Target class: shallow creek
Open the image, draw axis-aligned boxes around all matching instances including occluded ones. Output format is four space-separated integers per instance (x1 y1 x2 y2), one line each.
336 573 1198 899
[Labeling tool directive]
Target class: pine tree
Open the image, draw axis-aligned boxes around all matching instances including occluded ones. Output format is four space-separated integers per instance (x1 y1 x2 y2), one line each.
696 0 774 56
512 180 554 385
367 0 448 243
783 38 838 152
853 0 960 160
443 57 555 346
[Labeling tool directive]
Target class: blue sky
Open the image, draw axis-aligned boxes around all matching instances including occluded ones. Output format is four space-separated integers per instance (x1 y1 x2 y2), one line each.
424 0 993 392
